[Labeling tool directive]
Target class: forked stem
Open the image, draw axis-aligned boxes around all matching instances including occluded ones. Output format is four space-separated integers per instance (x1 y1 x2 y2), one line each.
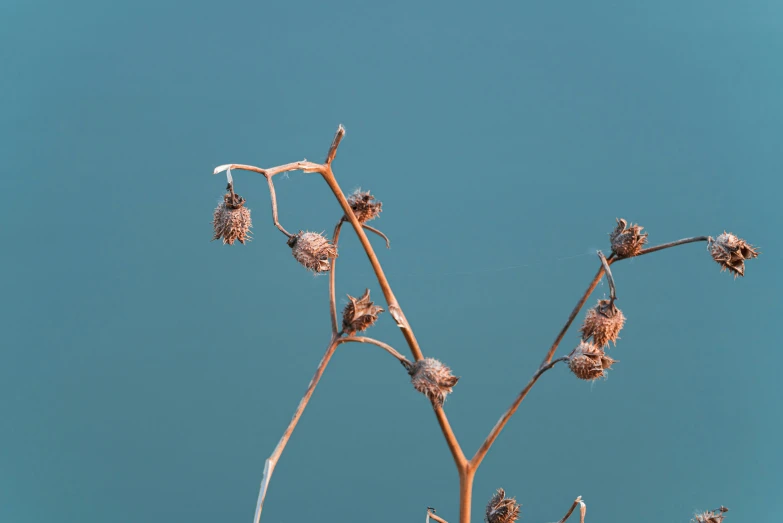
427 509 450 523
596 251 616 302
556 496 584 523
338 336 410 365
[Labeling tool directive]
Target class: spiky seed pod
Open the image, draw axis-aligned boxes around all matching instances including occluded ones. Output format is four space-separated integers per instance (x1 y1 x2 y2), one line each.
346 189 382 223
212 192 252 245
580 299 626 348
568 341 617 381
342 289 384 335
485 488 521 523
610 218 648 257
692 510 726 523
408 358 459 407
288 231 338 273
709 232 758 278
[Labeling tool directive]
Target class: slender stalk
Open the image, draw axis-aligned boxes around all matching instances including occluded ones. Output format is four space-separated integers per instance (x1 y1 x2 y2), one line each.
338 336 410 364
428 509 450 523
470 357 568 468
634 236 711 257
556 496 583 523
265 175 294 238
252 335 339 523
362 223 390 248
329 219 345 334
596 251 616 302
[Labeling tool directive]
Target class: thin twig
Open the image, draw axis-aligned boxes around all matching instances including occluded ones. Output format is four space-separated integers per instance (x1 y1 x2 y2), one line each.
252 335 340 523
470 357 568 468
338 336 410 365
329 219 345 334
634 236 711 257
325 124 345 165
265 175 294 238
556 496 583 523
362 223 390 248
427 509 449 523
596 251 616 302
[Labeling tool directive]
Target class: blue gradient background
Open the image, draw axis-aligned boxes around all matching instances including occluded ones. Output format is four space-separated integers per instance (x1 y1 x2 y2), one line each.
1 2 780 522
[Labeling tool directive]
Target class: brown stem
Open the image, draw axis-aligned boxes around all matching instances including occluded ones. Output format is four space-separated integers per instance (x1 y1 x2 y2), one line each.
458 467 475 523
265 175 294 239
338 336 410 365
470 357 568 468
428 509 450 523
633 236 711 257
362 224 390 248
556 496 583 523
252 334 340 523
325 124 345 165
597 251 616 302
316 128 467 473
329 219 345 334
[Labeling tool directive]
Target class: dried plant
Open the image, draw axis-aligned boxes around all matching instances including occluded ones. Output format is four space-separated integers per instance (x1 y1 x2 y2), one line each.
210 127 758 523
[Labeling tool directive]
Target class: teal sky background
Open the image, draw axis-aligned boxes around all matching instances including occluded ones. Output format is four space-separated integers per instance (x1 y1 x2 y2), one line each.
1 1 780 522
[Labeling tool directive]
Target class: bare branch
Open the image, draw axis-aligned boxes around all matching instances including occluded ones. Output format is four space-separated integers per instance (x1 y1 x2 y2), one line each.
329 219 345 334
633 236 711 257
362 223 391 248
253 335 340 523
325 124 346 165
556 496 583 523
265 175 294 238
338 336 411 365
470 357 568 468
427 508 449 523
596 251 616 302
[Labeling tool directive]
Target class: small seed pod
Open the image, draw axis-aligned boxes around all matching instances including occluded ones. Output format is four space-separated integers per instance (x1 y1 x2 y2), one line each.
212 192 252 245
579 299 626 348
568 341 617 381
288 231 338 273
692 510 726 523
342 289 384 335
346 189 382 223
610 218 648 257
485 488 521 523
408 358 459 407
709 232 758 278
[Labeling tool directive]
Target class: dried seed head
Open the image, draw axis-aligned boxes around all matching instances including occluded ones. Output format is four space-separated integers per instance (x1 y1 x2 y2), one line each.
408 358 459 407
288 231 338 273
692 510 726 523
568 341 617 381
346 189 382 223
485 488 521 523
212 192 252 245
610 218 648 257
709 232 758 278
579 299 626 348
342 289 384 335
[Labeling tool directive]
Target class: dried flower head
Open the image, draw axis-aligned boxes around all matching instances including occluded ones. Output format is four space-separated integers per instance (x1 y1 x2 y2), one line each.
212 192 252 245
342 289 384 335
692 509 726 523
288 231 338 273
346 189 382 223
709 232 758 278
485 488 521 523
568 341 617 381
610 218 648 257
408 358 459 407
579 299 626 348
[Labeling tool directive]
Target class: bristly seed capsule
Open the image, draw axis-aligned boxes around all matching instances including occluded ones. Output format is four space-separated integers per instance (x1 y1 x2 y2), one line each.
342 289 384 335
408 358 459 407
610 218 648 258
212 191 252 245
288 231 338 273
580 299 626 348
346 189 382 224
485 488 521 523
568 341 617 381
709 232 758 278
